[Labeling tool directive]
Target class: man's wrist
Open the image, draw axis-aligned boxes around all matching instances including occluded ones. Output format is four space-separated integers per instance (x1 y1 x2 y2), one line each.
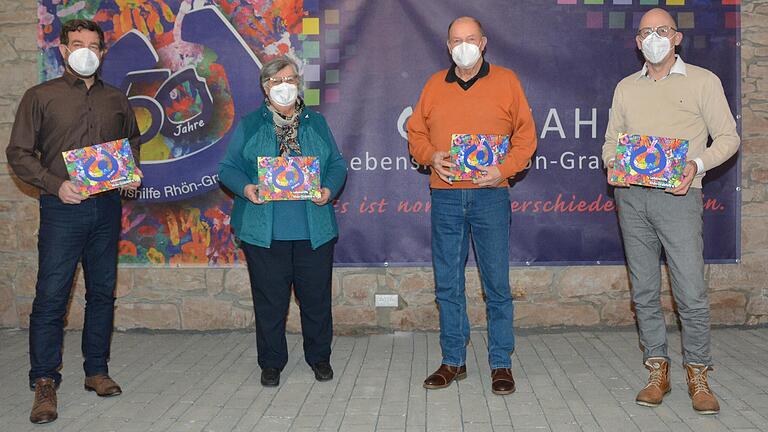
430 151 441 166
691 158 704 174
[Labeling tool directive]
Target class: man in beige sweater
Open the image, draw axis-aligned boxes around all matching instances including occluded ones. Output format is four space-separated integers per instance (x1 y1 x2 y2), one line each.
602 8 739 415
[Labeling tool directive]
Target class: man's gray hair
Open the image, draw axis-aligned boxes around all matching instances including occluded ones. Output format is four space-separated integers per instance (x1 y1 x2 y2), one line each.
259 56 303 91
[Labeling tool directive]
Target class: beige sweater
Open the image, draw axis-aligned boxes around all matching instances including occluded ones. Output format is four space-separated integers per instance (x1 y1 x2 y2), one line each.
602 57 740 189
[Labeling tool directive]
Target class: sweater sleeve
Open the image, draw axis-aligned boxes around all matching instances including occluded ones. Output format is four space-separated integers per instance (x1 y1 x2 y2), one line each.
407 78 437 166
696 73 740 172
218 120 253 199
602 82 625 166
498 75 537 179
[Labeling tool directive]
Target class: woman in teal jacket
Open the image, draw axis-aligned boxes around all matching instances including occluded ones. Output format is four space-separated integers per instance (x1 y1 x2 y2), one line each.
219 56 347 387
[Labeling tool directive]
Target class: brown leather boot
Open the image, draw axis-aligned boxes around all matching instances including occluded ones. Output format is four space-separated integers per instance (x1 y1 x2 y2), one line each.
423 364 467 389
29 378 57 424
84 375 122 397
636 357 670 407
685 363 720 415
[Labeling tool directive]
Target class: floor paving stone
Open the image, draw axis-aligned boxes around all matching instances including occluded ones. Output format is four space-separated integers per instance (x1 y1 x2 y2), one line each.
0 327 766 431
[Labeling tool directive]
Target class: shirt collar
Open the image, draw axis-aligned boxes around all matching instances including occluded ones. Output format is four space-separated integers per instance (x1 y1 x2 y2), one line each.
62 70 104 88
637 55 687 81
445 59 490 84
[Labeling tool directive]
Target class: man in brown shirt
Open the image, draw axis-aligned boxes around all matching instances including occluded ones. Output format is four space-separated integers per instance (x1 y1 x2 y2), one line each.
6 19 140 424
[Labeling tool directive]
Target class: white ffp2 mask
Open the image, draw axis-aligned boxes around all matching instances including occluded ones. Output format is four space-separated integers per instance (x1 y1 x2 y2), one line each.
451 42 481 69
641 33 671 65
66 47 100 77
268 83 298 107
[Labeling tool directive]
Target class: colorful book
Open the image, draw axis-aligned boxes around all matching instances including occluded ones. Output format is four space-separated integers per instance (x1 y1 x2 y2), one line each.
62 138 140 196
611 133 689 189
449 134 510 181
257 156 321 201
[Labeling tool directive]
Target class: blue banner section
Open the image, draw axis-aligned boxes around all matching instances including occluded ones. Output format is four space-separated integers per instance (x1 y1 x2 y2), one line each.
37 0 741 266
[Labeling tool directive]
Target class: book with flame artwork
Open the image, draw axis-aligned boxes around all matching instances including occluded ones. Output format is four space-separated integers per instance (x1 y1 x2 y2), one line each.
611 133 689 189
449 134 510 181
62 138 140 196
257 156 321 201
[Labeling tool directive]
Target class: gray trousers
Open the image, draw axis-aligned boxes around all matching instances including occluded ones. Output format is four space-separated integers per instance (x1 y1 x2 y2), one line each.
614 186 711 366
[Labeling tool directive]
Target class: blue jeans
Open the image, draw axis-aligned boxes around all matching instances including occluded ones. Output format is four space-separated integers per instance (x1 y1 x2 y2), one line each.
29 192 121 388
430 188 514 369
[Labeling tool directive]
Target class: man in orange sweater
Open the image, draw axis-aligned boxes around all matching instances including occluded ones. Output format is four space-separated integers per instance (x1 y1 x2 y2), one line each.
407 16 537 395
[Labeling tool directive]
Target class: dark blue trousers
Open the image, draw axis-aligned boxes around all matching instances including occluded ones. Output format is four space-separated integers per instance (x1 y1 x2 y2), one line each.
241 239 334 370
29 192 121 388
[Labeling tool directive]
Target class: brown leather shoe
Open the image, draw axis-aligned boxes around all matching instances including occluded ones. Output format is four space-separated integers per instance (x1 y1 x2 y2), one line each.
29 378 57 424
423 364 467 389
685 363 719 415
636 357 671 407
84 375 122 397
491 368 515 395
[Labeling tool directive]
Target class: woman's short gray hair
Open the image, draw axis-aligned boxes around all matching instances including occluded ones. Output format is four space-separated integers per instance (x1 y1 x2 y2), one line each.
260 56 303 92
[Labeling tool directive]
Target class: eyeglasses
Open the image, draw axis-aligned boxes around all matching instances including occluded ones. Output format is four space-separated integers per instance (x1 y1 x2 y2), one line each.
267 75 299 85
637 26 677 40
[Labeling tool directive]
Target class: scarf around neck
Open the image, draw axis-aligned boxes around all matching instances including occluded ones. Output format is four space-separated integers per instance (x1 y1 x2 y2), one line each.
268 98 305 156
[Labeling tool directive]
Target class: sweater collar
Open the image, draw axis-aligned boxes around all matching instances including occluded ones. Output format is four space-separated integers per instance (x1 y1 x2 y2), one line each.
445 60 490 91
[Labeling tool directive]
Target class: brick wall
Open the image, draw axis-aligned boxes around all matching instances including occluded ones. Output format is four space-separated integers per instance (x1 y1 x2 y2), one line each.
1 0 766 332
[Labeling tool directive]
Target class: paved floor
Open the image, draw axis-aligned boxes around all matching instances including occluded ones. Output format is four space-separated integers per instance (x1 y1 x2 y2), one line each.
1 327 767 432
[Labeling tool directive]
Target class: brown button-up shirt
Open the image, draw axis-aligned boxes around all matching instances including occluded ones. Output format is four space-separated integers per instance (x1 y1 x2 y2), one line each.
6 71 140 195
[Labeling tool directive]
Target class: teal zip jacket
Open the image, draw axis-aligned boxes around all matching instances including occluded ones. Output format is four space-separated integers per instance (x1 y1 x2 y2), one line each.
218 102 347 249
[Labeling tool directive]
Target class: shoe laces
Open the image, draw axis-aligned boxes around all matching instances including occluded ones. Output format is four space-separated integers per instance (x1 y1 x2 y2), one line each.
689 367 712 396
644 361 665 389
35 383 55 404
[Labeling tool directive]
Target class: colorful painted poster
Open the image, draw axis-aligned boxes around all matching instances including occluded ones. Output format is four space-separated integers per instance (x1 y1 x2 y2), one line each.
611 133 689 189
63 138 141 196
449 134 510 181
38 0 310 266
258 156 320 201
37 0 741 266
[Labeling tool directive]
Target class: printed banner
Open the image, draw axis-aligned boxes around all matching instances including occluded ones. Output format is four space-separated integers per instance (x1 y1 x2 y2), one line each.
37 0 741 266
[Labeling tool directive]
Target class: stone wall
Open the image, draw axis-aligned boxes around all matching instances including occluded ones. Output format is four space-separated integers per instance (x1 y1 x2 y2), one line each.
0 1 766 332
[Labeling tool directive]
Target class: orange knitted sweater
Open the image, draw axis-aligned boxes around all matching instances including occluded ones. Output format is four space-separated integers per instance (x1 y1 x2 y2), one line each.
407 64 537 189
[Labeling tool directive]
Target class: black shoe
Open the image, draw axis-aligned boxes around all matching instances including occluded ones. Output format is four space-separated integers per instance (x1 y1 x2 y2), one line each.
260 368 280 387
311 361 334 381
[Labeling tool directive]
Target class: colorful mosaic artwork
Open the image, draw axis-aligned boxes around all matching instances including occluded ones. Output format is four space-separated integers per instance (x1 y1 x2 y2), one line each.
611 133 690 189
62 138 141 196
37 0 333 265
118 189 239 265
449 134 510 181
257 156 321 200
